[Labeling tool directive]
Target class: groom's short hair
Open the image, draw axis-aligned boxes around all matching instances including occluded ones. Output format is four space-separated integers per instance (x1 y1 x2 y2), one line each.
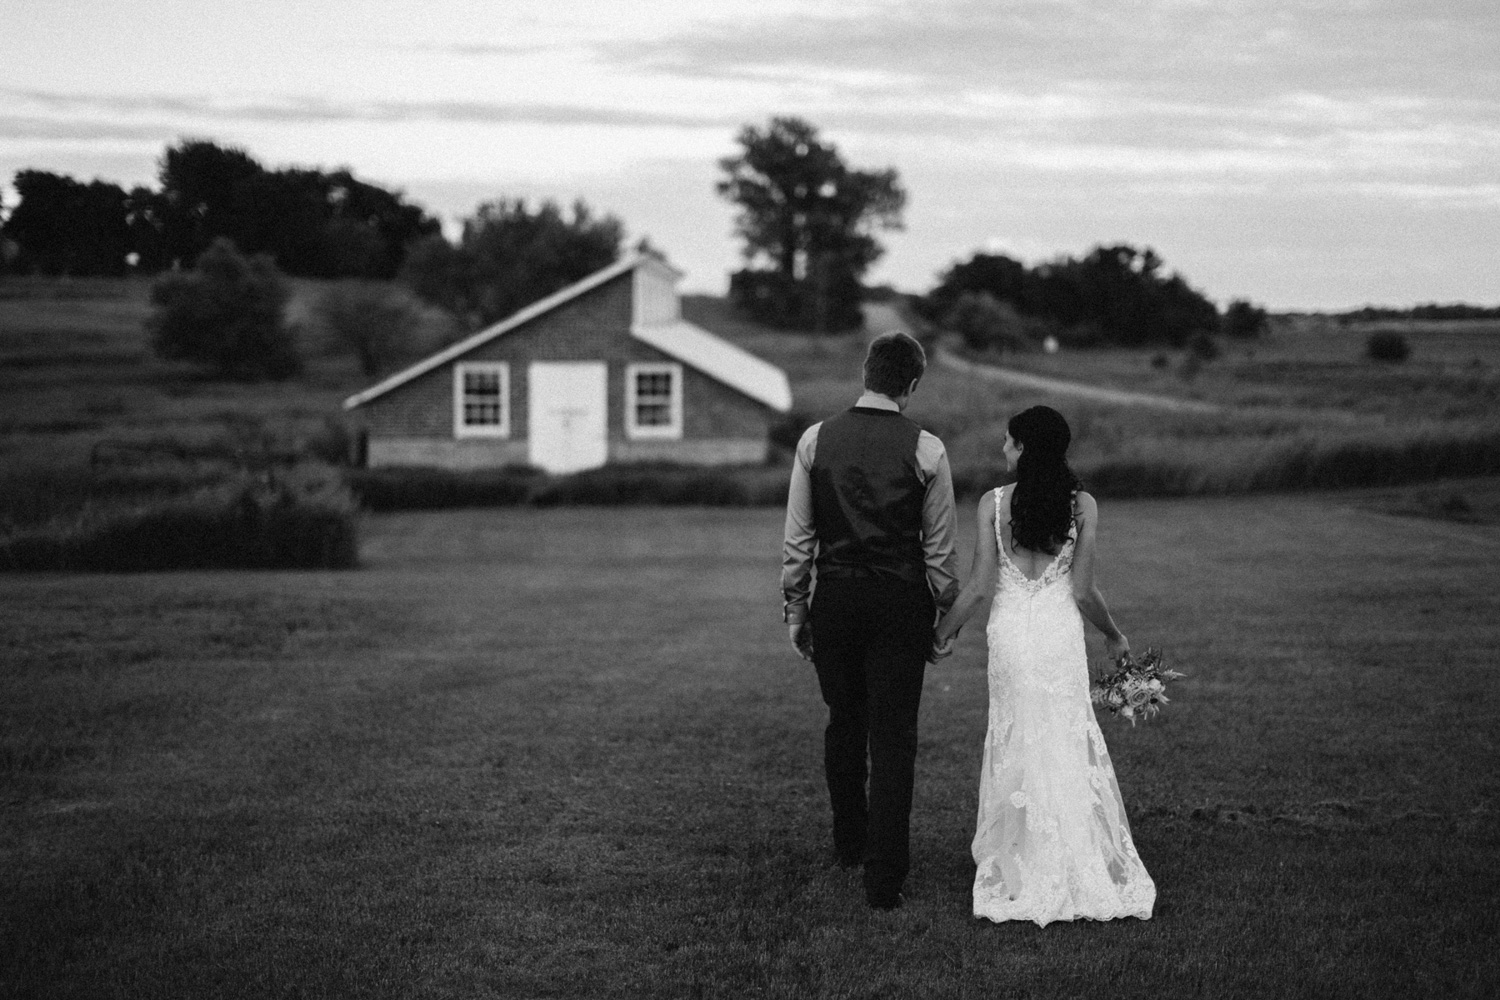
863 332 927 397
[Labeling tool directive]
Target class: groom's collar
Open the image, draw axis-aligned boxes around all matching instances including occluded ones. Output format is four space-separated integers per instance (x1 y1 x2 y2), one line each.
854 391 901 413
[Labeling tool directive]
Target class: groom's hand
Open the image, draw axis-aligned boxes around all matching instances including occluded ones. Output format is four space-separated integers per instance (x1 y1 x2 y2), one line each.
928 634 956 663
789 622 814 662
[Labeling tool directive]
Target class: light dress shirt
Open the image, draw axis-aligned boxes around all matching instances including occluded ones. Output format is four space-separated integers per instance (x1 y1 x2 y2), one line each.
781 392 959 625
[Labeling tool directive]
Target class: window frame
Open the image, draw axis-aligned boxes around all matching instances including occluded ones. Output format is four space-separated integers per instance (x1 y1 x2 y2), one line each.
624 361 684 440
453 361 511 439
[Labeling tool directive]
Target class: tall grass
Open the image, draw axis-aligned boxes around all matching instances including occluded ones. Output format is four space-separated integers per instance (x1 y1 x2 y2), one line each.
348 462 791 510
1074 421 1500 499
0 467 358 571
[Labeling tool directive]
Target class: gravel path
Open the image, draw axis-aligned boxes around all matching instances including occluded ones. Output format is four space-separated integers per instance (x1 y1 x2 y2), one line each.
933 346 1225 413
863 303 1223 413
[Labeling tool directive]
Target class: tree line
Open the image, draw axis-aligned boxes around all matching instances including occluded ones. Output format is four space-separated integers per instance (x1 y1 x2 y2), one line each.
1334 303 1500 322
4 121 1288 384
0 140 440 278
915 245 1269 350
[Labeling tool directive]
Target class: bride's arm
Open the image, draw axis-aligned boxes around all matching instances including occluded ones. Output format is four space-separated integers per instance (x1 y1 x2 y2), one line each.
1070 492 1129 659
934 490 999 646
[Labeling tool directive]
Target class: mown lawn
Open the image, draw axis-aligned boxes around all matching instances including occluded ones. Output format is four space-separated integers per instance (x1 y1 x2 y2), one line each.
3 495 1497 998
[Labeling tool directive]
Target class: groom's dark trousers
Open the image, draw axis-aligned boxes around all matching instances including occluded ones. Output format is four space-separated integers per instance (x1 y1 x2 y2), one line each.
782 400 957 904
811 575 934 898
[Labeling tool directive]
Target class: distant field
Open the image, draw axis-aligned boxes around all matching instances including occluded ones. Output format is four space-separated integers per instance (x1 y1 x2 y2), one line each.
681 295 1500 493
2 279 1497 522
0 278 357 472
3 496 1497 997
982 315 1500 421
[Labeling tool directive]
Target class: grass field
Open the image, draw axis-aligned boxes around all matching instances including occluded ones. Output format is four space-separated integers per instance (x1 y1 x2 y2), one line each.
4 495 1498 998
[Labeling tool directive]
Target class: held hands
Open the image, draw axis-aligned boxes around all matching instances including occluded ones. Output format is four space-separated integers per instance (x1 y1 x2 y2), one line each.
928 633 956 663
1105 631 1130 664
789 622 814 662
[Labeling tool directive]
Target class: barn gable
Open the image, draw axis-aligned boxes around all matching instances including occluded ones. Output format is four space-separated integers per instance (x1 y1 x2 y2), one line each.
343 252 793 471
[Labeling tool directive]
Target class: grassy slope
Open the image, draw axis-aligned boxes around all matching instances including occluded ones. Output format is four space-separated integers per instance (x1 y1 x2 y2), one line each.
682 296 1500 498
3 498 1497 998
0 277 448 474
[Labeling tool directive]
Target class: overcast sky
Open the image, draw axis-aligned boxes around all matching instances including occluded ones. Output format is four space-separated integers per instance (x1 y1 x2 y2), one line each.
4 0 1497 309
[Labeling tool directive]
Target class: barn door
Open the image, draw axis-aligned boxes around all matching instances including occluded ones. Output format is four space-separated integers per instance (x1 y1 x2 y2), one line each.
528 362 608 473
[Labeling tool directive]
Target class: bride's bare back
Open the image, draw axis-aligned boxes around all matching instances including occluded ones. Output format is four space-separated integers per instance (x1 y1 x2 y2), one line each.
996 487 1083 582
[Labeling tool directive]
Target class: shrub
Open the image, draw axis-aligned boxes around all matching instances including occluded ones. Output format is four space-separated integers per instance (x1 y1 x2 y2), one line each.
1053 321 1104 350
0 468 357 571
944 292 1038 353
148 238 299 379
303 417 358 466
1221 299 1269 339
0 461 233 530
316 280 426 376
530 467 781 507
769 410 816 451
1366 331 1411 362
346 466 541 511
1187 331 1221 361
344 464 790 510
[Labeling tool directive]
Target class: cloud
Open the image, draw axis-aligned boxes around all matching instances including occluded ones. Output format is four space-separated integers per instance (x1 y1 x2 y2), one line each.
606 0 1499 100
403 42 557 57
1 89 734 131
0 115 171 143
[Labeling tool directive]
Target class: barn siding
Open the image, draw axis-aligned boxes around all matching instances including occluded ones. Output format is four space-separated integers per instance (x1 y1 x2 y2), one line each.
359 271 776 469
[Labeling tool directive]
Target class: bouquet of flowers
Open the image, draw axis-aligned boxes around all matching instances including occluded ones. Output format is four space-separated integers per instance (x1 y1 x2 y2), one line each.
1090 647 1183 725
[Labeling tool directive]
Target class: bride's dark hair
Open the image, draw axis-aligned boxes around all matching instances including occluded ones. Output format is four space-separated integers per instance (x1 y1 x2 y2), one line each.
1007 405 1081 554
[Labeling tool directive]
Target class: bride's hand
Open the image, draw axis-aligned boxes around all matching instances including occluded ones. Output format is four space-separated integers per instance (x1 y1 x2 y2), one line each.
1105 631 1129 663
928 633 956 663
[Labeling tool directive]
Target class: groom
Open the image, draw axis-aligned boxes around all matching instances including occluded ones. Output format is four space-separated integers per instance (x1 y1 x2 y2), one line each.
781 331 958 910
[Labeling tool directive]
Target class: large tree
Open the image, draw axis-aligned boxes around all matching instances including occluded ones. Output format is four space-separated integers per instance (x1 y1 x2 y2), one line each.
156 139 264 267
401 197 623 329
2 170 132 275
155 139 438 276
717 117 905 332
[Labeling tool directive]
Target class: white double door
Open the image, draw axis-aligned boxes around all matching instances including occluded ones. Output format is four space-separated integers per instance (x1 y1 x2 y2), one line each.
528 362 608 473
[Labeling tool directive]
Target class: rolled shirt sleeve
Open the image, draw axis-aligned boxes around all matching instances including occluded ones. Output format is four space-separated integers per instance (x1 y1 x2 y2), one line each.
916 430 959 614
780 423 820 624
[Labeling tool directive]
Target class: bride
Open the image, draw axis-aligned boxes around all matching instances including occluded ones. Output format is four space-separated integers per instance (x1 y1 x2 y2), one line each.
933 405 1155 925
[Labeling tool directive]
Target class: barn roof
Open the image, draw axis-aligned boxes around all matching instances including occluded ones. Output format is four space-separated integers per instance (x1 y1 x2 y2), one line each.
342 252 791 413
634 320 792 413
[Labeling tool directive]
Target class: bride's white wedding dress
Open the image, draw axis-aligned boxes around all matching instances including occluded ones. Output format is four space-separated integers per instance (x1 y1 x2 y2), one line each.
973 486 1155 925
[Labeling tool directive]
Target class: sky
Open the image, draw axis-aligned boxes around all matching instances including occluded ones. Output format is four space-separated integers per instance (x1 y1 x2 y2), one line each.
3 0 1498 310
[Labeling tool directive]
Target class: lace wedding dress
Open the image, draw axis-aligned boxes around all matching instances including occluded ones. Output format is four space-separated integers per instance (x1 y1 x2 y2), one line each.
973 486 1156 925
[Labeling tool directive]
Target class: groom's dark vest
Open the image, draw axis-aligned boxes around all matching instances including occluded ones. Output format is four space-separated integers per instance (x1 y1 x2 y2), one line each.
810 407 927 586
